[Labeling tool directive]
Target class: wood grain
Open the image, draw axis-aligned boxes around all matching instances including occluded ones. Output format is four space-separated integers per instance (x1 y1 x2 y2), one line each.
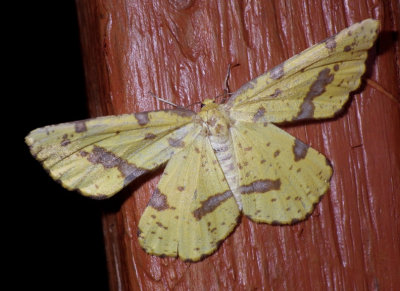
75 0 400 290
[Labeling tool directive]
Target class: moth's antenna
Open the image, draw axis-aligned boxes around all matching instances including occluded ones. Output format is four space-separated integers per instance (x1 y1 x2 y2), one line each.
149 91 179 108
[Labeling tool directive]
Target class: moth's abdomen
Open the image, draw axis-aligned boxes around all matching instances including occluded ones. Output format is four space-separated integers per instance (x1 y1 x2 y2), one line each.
203 108 243 209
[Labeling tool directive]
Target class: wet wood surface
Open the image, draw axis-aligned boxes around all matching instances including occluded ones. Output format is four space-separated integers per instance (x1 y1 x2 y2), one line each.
75 0 400 290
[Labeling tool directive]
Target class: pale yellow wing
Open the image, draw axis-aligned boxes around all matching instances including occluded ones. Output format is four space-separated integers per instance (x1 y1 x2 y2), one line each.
230 120 332 224
225 19 379 123
25 109 199 198
138 131 240 261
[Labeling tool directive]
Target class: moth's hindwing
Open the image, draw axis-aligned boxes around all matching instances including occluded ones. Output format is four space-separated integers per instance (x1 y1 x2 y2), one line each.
230 121 332 224
138 131 240 261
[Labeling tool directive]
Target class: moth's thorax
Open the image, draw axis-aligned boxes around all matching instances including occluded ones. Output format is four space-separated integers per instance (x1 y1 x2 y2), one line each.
199 103 231 139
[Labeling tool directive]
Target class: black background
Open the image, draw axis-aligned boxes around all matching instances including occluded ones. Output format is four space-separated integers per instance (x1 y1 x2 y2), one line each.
13 2 109 290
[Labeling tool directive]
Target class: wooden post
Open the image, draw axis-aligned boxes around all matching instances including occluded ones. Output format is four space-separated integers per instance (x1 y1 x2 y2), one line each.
75 1 400 289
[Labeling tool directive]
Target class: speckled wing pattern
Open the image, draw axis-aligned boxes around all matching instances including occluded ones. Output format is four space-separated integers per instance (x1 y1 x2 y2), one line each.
26 109 197 198
25 19 379 261
138 131 240 261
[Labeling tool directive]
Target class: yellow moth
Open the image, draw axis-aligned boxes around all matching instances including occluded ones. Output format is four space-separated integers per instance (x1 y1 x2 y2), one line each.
26 19 379 261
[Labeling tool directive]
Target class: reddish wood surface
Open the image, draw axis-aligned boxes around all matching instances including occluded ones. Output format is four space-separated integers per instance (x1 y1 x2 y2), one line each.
75 1 400 290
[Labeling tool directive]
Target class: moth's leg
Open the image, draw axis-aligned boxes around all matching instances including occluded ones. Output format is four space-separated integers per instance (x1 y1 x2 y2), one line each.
221 63 240 102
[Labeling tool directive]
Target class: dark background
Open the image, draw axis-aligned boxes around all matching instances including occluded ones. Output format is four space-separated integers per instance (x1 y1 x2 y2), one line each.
14 2 109 290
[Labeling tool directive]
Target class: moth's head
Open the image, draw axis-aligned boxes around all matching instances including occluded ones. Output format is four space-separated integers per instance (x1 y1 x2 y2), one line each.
200 98 217 110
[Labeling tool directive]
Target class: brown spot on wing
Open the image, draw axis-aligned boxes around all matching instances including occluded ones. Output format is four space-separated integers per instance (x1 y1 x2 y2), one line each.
134 112 150 126
253 106 266 122
145 133 157 139
74 121 87 133
168 137 185 148
239 179 281 194
148 188 170 211
294 68 334 120
344 45 352 52
60 139 70 146
270 88 282 98
293 139 309 161
333 64 339 71
270 63 284 80
192 190 233 220
87 146 147 185
324 36 337 51
156 221 168 230
60 134 71 146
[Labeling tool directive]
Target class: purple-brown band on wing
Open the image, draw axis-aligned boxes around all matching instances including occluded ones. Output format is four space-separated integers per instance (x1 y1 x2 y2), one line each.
294 68 334 120
168 137 185 148
87 146 147 185
193 190 233 220
253 106 266 122
239 179 281 194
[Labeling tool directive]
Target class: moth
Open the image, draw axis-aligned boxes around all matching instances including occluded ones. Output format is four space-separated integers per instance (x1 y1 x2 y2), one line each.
26 19 379 261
